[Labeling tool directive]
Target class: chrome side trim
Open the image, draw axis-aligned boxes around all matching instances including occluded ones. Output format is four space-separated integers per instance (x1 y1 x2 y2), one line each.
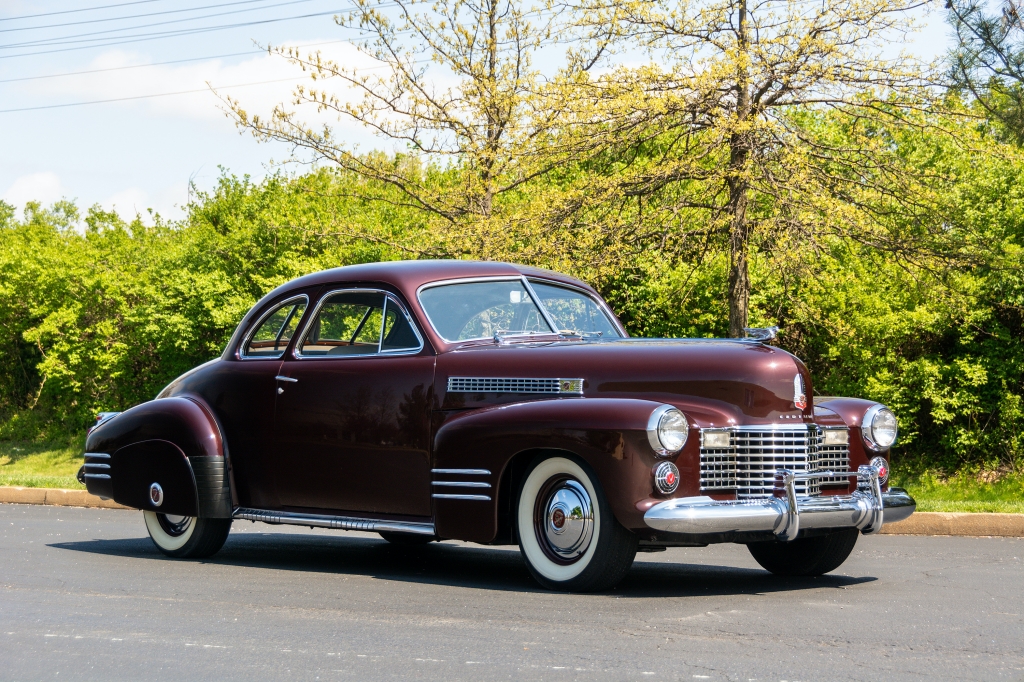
447 376 584 394
83 452 110 459
431 494 492 501
84 473 111 480
643 465 911 541
83 463 110 470
431 468 491 475
232 508 436 536
432 481 491 488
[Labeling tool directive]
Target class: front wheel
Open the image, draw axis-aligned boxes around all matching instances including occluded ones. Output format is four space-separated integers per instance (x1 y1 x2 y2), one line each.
747 528 859 576
516 455 638 592
144 511 231 558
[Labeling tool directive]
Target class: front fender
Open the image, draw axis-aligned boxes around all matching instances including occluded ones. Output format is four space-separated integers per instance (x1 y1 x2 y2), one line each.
432 398 684 542
84 397 231 518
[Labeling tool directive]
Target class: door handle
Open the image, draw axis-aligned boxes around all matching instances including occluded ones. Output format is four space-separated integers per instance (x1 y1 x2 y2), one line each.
275 375 298 383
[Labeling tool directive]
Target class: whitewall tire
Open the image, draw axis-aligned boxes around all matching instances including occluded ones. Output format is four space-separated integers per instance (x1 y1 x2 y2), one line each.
516 455 638 591
144 511 232 558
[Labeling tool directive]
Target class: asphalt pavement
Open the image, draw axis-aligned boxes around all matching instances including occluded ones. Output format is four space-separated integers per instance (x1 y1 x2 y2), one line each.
1 503 1022 681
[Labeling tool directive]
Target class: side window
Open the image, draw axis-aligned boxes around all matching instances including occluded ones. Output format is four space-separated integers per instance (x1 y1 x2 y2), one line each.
298 291 387 357
529 281 621 337
381 299 422 352
242 297 307 359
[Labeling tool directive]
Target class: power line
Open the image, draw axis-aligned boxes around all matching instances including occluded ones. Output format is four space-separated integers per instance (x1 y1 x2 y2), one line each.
0 57 427 113
1 0 322 49
0 7 358 58
0 76 304 113
0 40 345 83
0 1 164 23
0 0 279 34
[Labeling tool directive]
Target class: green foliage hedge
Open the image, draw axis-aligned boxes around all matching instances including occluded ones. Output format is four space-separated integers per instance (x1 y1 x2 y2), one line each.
1 142 1022 476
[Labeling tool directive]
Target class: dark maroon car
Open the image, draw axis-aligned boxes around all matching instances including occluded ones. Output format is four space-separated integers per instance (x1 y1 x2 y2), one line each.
81 260 914 591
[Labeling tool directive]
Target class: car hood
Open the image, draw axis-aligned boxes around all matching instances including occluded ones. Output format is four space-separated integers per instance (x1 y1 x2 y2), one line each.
436 339 812 426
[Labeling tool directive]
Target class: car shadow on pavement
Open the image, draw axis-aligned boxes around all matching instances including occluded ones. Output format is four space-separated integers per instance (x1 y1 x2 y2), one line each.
51 529 876 597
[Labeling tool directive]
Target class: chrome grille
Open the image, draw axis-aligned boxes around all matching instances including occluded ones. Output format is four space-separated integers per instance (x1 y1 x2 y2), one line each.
698 430 737 491
699 425 850 498
446 377 583 394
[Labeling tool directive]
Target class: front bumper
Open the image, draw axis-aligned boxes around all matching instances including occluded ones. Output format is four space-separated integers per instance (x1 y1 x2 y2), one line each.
644 465 915 541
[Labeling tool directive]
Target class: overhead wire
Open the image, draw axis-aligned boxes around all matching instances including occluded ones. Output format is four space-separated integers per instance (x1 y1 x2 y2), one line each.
0 76 305 113
0 0 165 23
0 57 429 114
0 0 280 34
0 40 345 83
0 0 323 49
0 7 362 59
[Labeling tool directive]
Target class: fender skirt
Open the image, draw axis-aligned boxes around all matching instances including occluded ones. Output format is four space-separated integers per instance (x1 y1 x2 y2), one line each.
84 397 232 518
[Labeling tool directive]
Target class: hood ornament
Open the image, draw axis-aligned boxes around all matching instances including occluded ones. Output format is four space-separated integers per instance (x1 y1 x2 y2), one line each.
743 326 779 342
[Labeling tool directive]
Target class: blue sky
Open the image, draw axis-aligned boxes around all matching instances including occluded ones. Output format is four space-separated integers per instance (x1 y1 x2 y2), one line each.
0 0 957 222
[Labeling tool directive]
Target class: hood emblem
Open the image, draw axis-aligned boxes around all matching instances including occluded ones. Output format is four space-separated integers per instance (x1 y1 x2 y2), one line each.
744 326 779 341
793 374 808 410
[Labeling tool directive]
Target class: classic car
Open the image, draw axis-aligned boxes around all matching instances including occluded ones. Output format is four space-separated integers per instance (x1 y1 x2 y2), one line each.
81 260 915 591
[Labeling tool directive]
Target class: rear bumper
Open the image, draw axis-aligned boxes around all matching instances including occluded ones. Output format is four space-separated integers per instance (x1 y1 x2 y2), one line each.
644 465 915 541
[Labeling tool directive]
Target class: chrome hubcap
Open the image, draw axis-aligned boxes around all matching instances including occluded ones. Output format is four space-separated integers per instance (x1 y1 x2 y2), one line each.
541 479 594 559
157 514 193 537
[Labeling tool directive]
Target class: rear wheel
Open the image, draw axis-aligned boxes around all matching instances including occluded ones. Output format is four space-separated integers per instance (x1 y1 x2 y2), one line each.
144 511 231 558
747 528 859 576
516 455 638 592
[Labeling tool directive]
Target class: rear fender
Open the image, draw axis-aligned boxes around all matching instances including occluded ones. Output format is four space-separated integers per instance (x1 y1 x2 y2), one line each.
432 398 681 543
84 397 231 518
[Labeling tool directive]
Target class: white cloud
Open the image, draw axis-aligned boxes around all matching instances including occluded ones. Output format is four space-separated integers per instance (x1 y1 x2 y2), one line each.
2 172 65 212
101 187 150 216
19 40 385 128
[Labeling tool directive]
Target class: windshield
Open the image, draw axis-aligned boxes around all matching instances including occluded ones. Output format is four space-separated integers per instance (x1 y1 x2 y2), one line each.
418 277 622 342
528 280 622 337
418 279 553 342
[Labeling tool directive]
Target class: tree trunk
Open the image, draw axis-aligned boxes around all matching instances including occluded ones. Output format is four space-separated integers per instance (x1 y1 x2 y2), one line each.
727 0 751 339
727 176 750 338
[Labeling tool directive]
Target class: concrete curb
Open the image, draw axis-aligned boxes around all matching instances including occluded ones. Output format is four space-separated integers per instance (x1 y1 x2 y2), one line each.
1 487 1022 536
0 486 128 510
879 511 1024 537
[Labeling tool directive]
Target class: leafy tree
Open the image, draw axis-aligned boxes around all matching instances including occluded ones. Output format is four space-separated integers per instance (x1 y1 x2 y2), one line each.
541 0 961 336
225 0 581 254
948 0 1024 143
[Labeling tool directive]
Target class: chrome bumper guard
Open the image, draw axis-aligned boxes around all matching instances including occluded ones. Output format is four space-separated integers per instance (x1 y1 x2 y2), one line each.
644 465 916 541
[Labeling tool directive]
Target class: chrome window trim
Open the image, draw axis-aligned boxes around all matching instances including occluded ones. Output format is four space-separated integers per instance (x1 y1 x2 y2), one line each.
292 288 424 360
525 277 625 338
413 274 606 342
415 274 548 342
239 294 309 361
520 277 561 334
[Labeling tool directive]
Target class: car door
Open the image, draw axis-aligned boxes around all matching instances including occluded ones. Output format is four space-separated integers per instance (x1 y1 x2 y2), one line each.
203 293 310 509
271 288 435 516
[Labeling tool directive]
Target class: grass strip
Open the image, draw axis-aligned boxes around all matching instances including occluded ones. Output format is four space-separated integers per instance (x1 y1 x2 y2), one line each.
2 440 1022 513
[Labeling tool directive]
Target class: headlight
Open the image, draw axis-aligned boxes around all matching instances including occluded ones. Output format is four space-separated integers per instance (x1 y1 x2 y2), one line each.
863 405 898 450
647 406 688 456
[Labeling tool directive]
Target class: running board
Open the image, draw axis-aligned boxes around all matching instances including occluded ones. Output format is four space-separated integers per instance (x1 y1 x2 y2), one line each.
232 508 436 536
